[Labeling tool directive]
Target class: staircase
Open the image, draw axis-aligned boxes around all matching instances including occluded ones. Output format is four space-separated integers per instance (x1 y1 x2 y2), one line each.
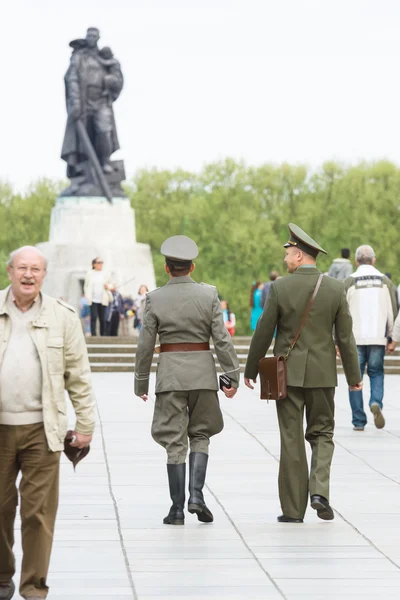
87 337 400 374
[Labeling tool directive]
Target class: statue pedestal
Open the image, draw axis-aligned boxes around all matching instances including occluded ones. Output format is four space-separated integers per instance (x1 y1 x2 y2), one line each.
37 197 156 309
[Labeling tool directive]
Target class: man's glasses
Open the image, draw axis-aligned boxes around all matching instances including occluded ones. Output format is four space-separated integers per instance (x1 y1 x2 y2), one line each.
11 266 44 275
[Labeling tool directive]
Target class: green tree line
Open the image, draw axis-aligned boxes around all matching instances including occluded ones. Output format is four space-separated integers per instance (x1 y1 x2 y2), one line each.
1 160 399 334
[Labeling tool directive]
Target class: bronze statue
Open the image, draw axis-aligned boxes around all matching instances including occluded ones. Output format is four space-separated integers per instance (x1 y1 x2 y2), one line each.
60 28 126 200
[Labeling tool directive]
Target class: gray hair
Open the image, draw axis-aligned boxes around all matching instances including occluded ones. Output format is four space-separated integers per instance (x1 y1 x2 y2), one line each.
355 244 376 265
7 246 48 269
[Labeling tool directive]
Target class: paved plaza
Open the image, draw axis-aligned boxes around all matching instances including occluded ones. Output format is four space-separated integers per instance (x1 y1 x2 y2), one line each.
11 373 400 599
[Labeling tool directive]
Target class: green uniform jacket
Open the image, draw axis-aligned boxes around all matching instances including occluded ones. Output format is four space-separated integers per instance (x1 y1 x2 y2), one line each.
245 266 361 387
134 276 240 396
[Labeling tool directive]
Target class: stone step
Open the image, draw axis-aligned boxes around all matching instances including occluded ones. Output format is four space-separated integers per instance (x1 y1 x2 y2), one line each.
89 365 400 374
87 344 255 354
87 335 255 345
86 338 400 372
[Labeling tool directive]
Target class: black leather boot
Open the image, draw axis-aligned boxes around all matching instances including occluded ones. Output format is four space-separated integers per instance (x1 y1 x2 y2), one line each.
163 463 186 525
188 452 213 523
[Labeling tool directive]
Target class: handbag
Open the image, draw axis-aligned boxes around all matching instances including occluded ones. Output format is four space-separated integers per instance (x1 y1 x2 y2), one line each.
258 274 323 400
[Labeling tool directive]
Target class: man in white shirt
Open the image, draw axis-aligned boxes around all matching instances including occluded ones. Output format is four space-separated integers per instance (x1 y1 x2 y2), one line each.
344 245 397 431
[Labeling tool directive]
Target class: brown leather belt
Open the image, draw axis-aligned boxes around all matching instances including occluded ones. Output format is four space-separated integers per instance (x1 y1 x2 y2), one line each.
159 342 210 353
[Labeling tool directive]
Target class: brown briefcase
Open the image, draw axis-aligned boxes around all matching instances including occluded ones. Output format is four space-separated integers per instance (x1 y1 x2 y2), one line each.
258 274 323 401
259 355 287 400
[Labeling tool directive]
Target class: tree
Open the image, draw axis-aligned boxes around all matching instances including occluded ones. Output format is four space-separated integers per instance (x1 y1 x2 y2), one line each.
1 161 399 333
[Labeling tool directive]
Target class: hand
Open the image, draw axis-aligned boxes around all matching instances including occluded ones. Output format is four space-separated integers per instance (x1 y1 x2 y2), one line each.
387 341 396 354
245 377 257 390
70 432 92 449
335 345 341 358
140 394 148 402
103 74 116 90
350 382 363 392
69 104 81 120
120 315 125 320
223 386 237 399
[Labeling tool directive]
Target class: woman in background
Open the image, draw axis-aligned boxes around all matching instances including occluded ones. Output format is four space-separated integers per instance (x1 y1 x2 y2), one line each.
134 284 149 332
84 257 111 336
221 300 236 336
250 281 264 331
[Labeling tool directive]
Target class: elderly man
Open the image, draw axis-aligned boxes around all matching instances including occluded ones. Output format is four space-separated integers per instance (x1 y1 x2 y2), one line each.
344 245 397 431
0 246 95 600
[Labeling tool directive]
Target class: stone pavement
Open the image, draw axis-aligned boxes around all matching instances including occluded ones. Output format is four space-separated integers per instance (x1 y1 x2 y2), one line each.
12 373 400 599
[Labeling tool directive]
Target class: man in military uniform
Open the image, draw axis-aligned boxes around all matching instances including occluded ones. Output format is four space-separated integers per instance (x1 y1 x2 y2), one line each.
245 224 362 523
134 236 239 525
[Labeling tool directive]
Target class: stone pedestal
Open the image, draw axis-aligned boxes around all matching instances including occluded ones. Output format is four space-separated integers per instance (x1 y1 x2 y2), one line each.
37 196 156 310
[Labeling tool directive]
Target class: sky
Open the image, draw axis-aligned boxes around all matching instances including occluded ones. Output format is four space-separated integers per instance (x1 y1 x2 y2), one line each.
2 0 400 191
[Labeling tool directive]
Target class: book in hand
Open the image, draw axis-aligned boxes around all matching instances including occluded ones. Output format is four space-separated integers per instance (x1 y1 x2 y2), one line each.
219 374 232 391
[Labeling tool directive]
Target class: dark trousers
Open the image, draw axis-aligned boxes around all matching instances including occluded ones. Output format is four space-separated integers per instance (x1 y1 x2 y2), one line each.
106 312 120 336
276 386 335 520
0 423 61 599
90 302 106 336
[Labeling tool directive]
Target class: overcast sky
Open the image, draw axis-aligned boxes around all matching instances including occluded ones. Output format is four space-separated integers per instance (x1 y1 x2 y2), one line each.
2 0 400 191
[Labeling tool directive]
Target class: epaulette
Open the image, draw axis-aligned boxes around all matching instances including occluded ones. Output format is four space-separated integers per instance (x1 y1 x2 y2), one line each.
56 298 76 313
147 287 161 297
200 282 217 289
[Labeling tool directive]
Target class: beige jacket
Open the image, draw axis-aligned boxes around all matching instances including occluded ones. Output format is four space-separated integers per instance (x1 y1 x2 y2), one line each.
134 276 240 395
0 288 95 451
84 269 111 306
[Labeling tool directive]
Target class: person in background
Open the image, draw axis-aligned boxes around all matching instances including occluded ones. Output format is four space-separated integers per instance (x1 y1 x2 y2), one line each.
121 295 134 335
385 273 399 311
261 271 280 308
250 281 263 331
134 285 149 331
220 300 236 336
84 257 111 337
344 245 397 431
79 292 91 336
328 248 353 280
105 284 124 336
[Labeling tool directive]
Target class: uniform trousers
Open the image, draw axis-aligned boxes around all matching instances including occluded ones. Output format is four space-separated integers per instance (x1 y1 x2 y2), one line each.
152 390 224 463
0 423 61 599
276 386 335 520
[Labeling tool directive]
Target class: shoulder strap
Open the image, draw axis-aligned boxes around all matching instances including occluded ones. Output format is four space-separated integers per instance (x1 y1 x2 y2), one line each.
285 274 324 360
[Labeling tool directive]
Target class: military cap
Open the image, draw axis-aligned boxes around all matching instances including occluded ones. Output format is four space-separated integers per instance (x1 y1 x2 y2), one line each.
160 235 199 261
283 223 327 258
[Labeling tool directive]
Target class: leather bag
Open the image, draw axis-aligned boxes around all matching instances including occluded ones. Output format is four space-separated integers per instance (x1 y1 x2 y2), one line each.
258 274 323 400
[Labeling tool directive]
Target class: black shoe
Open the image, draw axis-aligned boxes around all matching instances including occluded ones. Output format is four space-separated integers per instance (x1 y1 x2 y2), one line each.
277 514 303 523
163 463 185 525
0 580 15 600
188 452 214 523
311 495 334 520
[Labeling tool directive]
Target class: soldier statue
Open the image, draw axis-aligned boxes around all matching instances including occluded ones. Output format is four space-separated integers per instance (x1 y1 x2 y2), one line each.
60 27 125 200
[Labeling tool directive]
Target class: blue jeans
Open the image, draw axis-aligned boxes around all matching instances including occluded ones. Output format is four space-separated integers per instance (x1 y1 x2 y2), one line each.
349 345 385 427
